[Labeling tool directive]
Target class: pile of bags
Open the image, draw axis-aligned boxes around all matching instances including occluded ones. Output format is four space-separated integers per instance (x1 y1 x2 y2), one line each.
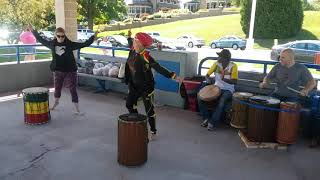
78 59 125 79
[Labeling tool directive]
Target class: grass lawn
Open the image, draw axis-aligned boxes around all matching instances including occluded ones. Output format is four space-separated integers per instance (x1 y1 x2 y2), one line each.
0 48 51 63
98 11 320 50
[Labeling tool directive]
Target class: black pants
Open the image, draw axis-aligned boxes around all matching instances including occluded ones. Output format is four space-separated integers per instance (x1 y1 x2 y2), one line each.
126 85 156 133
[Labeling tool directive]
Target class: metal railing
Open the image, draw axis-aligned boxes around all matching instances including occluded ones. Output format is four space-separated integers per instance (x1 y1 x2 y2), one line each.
0 44 130 64
198 57 320 76
2 44 320 76
0 44 51 63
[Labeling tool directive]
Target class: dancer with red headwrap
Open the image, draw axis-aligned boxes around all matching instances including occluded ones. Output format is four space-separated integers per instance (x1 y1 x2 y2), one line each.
124 30 182 140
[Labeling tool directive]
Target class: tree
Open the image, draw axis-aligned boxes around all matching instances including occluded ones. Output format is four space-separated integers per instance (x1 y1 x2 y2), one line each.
240 0 303 39
231 0 241 7
77 0 127 30
0 0 55 43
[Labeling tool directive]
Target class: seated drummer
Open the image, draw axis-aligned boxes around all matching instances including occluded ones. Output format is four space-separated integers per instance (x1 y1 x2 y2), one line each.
259 48 316 102
198 49 238 131
260 48 317 147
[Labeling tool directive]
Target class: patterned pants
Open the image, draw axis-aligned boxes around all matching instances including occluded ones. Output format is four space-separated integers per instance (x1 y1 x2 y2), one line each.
54 71 78 103
126 85 156 133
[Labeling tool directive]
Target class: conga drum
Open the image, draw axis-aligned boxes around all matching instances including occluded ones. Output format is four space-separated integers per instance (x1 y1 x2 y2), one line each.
230 92 254 129
22 87 50 125
276 102 301 144
198 85 221 107
118 113 148 166
248 96 280 142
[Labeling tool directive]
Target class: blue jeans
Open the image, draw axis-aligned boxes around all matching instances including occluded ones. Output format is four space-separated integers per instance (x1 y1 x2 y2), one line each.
198 89 232 126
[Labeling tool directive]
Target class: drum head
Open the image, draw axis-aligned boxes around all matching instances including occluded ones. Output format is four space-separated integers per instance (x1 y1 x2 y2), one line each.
22 87 49 94
249 95 280 105
119 113 147 122
198 85 221 101
233 92 254 100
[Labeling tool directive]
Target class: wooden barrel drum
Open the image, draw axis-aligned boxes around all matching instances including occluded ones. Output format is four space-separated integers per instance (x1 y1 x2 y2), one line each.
118 113 148 166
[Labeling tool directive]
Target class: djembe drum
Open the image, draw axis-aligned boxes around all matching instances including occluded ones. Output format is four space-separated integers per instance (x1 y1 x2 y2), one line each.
247 96 280 142
276 102 301 144
22 87 50 125
118 113 148 166
198 85 221 107
230 92 254 129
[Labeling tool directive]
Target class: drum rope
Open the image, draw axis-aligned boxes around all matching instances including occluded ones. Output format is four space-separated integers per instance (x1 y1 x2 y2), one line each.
233 98 300 114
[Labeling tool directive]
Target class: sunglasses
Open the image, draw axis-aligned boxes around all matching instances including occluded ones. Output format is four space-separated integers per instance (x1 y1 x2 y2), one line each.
56 35 65 38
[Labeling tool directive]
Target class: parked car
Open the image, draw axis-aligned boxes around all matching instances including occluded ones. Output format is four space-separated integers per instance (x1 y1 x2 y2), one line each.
146 32 161 38
0 28 9 40
210 35 246 50
177 35 205 48
77 32 89 42
270 40 320 63
39 31 54 41
151 37 186 50
97 35 128 47
77 29 95 38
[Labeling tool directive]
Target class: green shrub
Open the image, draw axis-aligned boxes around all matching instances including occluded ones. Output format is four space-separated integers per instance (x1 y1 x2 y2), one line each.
154 14 162 18
240 0 303 38
147 15 154 20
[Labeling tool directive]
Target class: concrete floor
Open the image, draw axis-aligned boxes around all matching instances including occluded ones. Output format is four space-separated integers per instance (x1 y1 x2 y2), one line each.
0 87 319 180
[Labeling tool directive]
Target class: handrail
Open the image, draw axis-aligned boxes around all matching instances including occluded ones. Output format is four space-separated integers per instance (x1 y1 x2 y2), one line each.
0 44 130 63
198 56 320 76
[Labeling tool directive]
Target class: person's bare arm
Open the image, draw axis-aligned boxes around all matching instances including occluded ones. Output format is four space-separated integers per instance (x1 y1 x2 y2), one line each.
300 79 317 96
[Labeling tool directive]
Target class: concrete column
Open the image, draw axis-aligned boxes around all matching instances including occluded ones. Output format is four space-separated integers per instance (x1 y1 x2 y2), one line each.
55 0 77 41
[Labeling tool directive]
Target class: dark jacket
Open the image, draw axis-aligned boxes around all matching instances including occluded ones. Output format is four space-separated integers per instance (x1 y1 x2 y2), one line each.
124 38 176 91
32 30 95 72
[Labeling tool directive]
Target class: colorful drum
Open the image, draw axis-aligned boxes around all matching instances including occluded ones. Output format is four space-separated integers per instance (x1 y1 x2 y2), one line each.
230 92 254 129
248 96 280 142
276 102 301 144
22 87 50 125
118 113 148 166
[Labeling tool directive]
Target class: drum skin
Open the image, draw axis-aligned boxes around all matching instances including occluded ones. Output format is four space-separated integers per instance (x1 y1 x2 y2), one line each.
247 96 280 142
198 85 221 102
276 102 301 144
22 87 50 125
118 113 148 166
230 92 254 129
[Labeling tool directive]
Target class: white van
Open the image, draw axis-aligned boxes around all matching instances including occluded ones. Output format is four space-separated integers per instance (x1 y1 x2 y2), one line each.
77 29 95 38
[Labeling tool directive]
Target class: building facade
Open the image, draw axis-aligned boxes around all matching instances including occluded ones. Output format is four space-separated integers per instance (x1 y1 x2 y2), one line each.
127 0 180 17
184 0 228 12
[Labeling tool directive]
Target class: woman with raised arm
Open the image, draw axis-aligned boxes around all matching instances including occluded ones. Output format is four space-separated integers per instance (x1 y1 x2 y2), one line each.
30 25 97 115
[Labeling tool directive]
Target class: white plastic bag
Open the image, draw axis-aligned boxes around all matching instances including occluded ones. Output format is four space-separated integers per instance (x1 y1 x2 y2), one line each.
118 63 125 78
93 67 103 76
94 63 104 69
102 65 110 76
109 66 119 77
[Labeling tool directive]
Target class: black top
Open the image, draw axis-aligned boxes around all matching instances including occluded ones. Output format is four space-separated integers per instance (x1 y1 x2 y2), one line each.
124 37 176 91
32 30 95 72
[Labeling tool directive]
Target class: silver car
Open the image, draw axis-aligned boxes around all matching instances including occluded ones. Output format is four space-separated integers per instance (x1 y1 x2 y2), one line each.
177 35 205 48
271 40 320 63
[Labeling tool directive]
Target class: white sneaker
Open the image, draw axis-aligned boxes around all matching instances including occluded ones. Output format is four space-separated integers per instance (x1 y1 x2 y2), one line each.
201 119 208 127
73 111 85 116
149 131 157 141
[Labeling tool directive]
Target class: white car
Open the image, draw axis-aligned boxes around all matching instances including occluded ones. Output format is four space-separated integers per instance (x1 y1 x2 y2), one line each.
0 28 9 40
39 31 54 40
77 32 89 42
77 29 95 38
153 37 186 50
146 32 161 38
177 35 205 48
